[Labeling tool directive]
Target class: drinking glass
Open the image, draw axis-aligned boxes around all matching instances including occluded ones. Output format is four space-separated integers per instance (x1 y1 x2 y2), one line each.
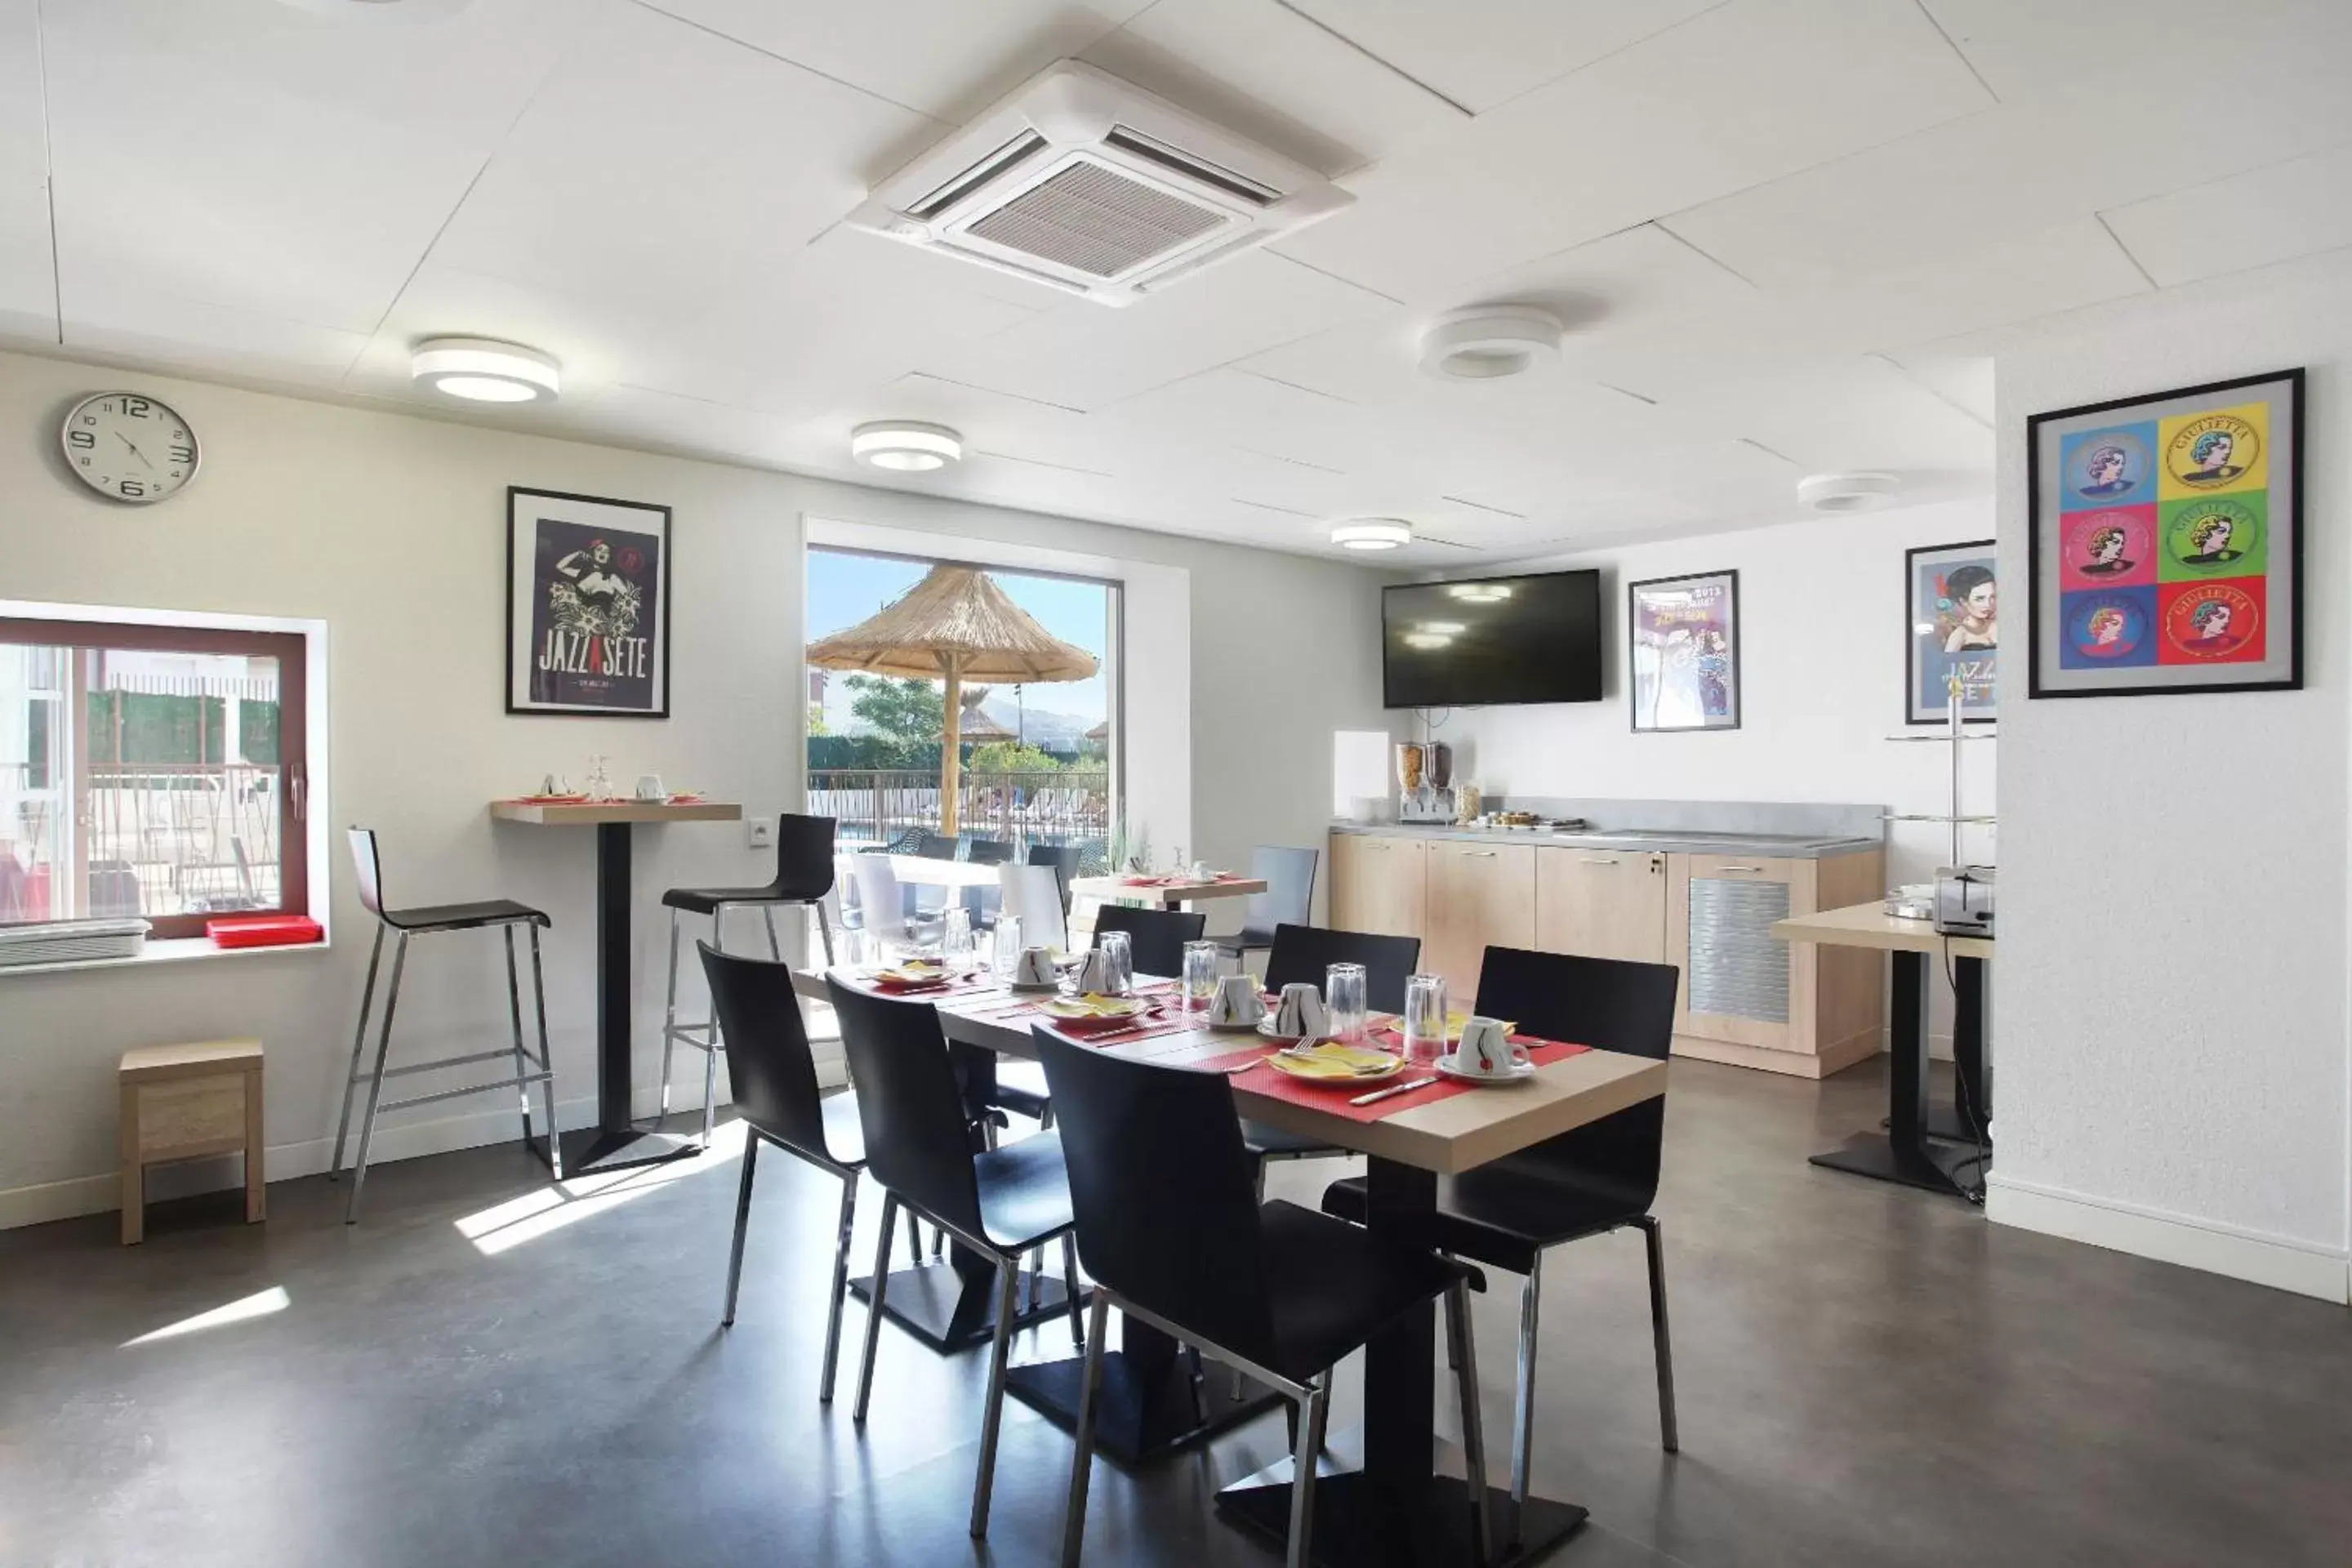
1325 962 1368 1042
1401 973 1449 1065
1098 929 1134 996
941 907 974 966
1182 940 1221 1010
992 915 1023 978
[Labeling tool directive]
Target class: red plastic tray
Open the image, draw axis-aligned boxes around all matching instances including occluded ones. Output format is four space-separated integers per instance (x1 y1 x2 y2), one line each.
207 915 325 949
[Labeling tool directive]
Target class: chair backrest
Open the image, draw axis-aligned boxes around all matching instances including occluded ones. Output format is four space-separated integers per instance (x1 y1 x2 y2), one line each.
849 855 909 935
1033 1027 1278 1366
766 813 837 901
997 862 1068 951
965 838 1017 866
700 943 840 1163
1090 903 1205 978
1241 844 1318 935
1469 946 1680 1209
1027 842 1080 911
826 979 987 1237
1263 923 1422 1012
915 832 960 860
346 826 387 918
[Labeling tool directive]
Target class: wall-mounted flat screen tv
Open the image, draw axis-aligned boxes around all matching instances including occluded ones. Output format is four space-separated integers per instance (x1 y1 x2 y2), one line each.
1383 570 1604 708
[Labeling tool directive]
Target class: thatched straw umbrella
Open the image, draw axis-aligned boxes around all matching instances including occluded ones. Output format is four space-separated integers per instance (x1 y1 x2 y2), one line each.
956 687 1014 742
806 565 1097 833
1084 718 1110 743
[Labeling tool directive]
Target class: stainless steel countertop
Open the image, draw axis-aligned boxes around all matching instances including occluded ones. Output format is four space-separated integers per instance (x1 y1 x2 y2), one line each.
1329 822 1881 858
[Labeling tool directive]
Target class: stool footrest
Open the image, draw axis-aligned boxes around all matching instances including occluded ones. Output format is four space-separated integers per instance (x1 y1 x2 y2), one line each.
376 1047 547 1081
380 1069 552 1114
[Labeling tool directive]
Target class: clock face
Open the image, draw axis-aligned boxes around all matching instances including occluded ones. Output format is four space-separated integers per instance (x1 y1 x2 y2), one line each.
61 392 199 504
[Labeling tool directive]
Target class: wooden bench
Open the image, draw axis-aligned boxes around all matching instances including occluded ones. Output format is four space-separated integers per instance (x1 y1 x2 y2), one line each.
118 1039 265 1245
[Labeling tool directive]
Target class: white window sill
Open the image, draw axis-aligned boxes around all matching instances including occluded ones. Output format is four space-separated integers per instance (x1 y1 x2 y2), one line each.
0 933 332 978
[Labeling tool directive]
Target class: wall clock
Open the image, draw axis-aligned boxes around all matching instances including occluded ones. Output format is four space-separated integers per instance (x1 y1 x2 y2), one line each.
60 391 199 504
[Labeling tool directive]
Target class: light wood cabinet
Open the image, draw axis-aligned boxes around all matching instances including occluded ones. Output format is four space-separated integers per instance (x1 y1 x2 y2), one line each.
1534 848 1668 964
1422 840 1536 1000
1330 831 1426 938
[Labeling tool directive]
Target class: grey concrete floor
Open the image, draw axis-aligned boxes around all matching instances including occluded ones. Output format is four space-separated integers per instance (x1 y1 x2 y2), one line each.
4 1056 2348 1568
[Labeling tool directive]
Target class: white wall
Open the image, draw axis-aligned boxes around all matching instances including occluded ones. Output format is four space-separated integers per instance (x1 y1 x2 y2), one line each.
1990 250 2352 1303
0 349 1391 1225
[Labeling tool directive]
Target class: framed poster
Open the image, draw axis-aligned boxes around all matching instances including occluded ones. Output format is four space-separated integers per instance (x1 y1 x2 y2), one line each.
1629 570 1740 732
506 486 672 717
1906 541 1998 724
2029 368 2302 698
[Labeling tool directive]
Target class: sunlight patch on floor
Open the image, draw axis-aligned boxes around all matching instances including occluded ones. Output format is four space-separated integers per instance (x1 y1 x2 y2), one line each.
456 1121 746 1256
122 1285 291 1347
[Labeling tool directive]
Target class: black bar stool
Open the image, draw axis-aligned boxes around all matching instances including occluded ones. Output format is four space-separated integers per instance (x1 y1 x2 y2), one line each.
331 827 561 1225
1034 1026 1490 1568
658 813 837 1146
827 978 1085 1541
1323 946 1682 1545
701 943 871 1401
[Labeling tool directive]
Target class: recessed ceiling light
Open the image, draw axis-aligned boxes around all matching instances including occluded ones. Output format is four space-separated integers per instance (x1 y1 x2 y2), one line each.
851 421 964 472
1418 307 1562 381
411 337 559 403
1446 582 1513 603
1797 471 1902 513
1330 519 1412 550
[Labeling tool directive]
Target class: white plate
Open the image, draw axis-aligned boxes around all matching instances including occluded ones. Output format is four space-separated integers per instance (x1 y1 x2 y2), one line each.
1264 1048 1404 1085
1004 978 1062 993
1435 1052 1536 1085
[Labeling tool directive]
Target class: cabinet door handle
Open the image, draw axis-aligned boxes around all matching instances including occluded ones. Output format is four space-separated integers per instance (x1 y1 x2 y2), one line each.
1716 864 1764 874
1463 850 1498 858
1583 855 1620 865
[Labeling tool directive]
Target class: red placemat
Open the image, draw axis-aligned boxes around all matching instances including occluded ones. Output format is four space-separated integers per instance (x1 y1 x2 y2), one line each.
1227 1035 1591 1123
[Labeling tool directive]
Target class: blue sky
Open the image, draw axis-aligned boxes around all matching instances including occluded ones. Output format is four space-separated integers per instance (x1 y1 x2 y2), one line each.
807 549 1109 724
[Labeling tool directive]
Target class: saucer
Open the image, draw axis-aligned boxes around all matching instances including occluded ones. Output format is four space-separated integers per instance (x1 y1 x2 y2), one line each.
1435 1052 1536 1085
1257 1017 1331 1042
1206 1013 1267 1031
1264 1043 1404 1085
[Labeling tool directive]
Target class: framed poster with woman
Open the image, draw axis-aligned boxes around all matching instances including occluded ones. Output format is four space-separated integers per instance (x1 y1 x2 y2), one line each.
1629 570 1740 732
1907 541 1998 724
506 487 673 717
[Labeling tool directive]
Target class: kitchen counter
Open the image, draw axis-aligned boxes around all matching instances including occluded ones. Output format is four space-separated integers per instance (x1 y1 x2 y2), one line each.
1330 821 1881 859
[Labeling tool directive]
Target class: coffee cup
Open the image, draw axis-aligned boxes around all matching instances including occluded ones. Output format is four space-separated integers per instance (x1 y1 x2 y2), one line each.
1073 947 1119 996
1191 859 1214 881
1209 973 1266 1027
1014 946 1058 987
1274 982 1330 1040
1458 1016 1525 1076
634 773 666 801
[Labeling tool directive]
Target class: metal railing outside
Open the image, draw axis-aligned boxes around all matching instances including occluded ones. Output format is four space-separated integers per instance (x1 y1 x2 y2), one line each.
807 768 1108 854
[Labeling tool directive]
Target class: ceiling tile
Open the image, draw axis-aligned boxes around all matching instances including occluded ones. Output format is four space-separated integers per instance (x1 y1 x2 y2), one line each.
63 283 368 384
634 0 1152 119
1269 0 1993 301
1918 0 2352 103
2102 142 2352 288
1280 0 1726 114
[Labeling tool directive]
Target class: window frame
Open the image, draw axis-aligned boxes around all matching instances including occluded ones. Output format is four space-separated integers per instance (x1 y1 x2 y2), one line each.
0 614 311 940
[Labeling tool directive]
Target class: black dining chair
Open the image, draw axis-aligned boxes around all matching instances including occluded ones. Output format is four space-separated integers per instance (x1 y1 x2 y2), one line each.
1089 902 1205 980
1322 946 1682 1545
700 944 868 1401
659 813 838 1145
965 838 1018 866
332 827 562 1224
915 831 961 860
1215 845 1320 967
1036 1027 1490 1568
1243 922 1423 1178
827 978 1085 1540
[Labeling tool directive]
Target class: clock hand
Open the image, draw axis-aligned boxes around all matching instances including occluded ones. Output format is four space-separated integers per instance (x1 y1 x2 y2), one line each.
115 432 155 470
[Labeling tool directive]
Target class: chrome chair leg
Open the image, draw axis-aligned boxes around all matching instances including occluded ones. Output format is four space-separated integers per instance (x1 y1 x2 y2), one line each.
853 1195 899 1424
659 910 682 1122
1286 1379 1330 1568
503 926 532 1147
1059 1292 1114 1567
1508 1254 1544 1543
329 925 385 1180
763 906 782 961
813 899 835 965
906 1216 925 1267
721 1135 760 1326
343 933 410 1225
1638 1215 1680 1453
818 1174 860 1403
1030 1244 1045 1312
699 1035 720 1148
1062 1232 1085 1348
1445 1278 1493 1562
969 1258 1022 1537
528 926 562 1181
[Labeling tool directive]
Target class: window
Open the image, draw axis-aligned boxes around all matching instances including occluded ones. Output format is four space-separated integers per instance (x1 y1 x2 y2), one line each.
0 617 310 940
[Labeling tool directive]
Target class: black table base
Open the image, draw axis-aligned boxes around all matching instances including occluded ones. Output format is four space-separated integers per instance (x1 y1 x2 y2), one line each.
1007 1348 1285 1465
1219 1437 1586 1568
1811 1133 1988 1196
1814 951 1989 1200
849 1259 1077 1352
531 1126 699 1178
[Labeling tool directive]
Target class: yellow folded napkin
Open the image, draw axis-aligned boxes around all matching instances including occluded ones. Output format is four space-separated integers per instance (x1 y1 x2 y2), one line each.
1273 1042 1398 1079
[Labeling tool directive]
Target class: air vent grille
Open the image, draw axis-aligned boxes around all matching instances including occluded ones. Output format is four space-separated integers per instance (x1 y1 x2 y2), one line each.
966 161 1227 278
912 131 1049 220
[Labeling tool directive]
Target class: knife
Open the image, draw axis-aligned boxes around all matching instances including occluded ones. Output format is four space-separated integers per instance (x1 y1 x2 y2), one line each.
1350 1075 1438 1107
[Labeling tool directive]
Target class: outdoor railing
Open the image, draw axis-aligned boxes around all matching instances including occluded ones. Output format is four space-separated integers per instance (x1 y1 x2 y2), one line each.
1 761 280 922
807 768 1108 853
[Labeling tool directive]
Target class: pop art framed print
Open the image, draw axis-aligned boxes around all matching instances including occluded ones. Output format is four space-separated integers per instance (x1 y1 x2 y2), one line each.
2029 368 2302 698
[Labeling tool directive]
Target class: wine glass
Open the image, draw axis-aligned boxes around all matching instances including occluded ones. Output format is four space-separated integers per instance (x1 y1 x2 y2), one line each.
941 907 974 967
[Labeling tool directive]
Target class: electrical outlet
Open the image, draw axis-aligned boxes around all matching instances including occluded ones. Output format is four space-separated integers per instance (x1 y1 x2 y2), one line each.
746 820 773 851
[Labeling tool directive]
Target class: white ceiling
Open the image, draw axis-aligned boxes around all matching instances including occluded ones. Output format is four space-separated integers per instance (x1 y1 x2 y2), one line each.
8 0 2352 564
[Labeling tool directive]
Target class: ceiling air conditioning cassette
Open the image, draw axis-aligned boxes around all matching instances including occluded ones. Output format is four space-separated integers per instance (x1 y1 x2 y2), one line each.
847 60 1352 306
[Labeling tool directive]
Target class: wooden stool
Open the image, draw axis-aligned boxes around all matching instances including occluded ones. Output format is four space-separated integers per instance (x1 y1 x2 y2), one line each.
118 1039 265 1245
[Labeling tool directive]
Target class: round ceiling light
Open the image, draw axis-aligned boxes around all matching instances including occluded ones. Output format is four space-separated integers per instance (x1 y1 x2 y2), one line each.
1797 471 1903 513
411 337 559 403
851 421 964 472
1330 519 1413 551
1418 306 1563 381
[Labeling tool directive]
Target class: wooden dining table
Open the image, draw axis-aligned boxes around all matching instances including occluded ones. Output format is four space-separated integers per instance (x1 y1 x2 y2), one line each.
790 964 1666 1567
1067 872 1267 909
